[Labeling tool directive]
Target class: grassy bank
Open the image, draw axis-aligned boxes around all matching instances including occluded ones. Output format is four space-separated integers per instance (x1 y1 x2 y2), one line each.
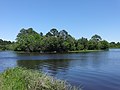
0 67 81 90
69 50 103 53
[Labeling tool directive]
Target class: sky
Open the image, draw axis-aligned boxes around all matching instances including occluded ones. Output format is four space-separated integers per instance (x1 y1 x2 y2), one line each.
0 0 120 42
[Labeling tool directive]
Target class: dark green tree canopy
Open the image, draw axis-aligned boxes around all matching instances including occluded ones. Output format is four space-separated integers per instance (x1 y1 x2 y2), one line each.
100 40 109 50
77 37 88 50
0 39 13 50
13 28 110 52
91 34 102 41
46 28 59 37
50 28 59 37
59 30 68 39
16 28 42 52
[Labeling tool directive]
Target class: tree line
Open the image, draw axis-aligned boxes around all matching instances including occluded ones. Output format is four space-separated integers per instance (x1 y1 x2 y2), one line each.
14 28 109 52
109 42 120 48
0 39 13 50
1 28 118 52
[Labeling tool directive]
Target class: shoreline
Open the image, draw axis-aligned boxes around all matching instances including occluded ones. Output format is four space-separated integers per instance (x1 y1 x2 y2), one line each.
68 50 104 53
0 49 107 54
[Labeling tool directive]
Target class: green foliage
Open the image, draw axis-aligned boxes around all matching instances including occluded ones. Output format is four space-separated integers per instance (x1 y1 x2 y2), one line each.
88 34 103 50
0 67 80 90
15 28 42 52
109 42 120 48
15 28 77 52
43 36 61 52
99 40 109 50
88 40 97 50
0 39 11 45
77 37 88 50
0 28 110 52
91 34 102 41
0 39 13 50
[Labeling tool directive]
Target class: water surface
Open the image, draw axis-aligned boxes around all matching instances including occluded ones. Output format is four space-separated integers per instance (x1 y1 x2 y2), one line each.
0 49 120 90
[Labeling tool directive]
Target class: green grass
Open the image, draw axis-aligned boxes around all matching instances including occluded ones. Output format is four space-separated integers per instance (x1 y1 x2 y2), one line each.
0 67 81 90
69 50 103 53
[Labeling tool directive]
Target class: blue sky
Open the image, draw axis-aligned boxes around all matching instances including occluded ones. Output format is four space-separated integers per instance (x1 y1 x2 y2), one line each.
0 0 120 42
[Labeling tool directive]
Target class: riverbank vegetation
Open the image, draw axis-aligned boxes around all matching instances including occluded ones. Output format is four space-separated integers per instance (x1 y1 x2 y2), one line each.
14 28 109 52
0 67 80 90
109 42 120 48
0 39 14 50
0 28 112 52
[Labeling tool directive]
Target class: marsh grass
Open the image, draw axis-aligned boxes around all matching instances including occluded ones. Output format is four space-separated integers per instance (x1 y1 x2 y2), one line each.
0 67 81 90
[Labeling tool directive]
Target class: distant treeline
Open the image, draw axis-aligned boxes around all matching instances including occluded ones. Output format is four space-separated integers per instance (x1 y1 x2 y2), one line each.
109 42 120 48
0 39 14 50
0 28 119 52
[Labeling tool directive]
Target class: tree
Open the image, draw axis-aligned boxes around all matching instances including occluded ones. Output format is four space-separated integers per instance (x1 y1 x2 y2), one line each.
16 28 42 52
88 40 97 50
50 28 59 37
43 29 76 52
116 42 120 48
88 34 102 50
40 32 43 36
109 42 116 48
59 30 68 39
0 39 13 50
46 28 59 37
63 36 76 51
91 34 102 41
42 36 64 52
14 28 110 52
109 42 120 48
100 40 109 50
46 32 53 37
77 37 88 50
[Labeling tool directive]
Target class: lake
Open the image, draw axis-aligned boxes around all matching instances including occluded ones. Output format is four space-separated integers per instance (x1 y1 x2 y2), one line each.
0 49 120 90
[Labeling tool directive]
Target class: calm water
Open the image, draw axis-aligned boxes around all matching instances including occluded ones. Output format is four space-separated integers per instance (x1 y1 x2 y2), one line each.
0 49 120 90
